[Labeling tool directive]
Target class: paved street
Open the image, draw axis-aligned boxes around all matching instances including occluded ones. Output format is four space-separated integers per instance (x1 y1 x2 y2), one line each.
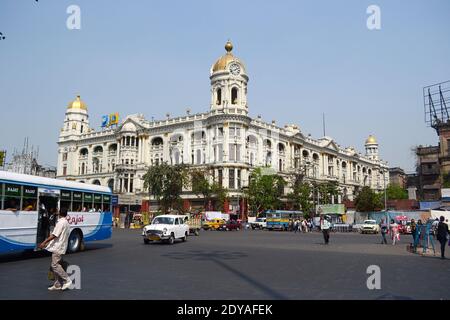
1 229 449 300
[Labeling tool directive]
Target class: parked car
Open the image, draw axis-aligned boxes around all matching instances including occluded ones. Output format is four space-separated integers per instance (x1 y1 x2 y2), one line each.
142 215 189 244
218 220 241 231
360 220 380 234
202 218 225 231
250 217 267 230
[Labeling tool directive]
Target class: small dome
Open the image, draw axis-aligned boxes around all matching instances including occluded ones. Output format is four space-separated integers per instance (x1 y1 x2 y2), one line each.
67 95 87 110
365 135 378 144
122 122 136 132
211 40 245 73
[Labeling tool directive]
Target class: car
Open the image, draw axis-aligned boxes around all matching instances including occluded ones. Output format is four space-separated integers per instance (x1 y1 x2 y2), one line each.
250 217 266 230
218 220 241 231
202 218 225 231
142 215 189 244
360 220 380 234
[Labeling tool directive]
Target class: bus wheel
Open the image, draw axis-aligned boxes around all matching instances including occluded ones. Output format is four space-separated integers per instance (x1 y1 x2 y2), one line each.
68 230 82 253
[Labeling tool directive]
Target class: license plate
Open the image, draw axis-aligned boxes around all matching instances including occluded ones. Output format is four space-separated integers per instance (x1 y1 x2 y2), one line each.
149 235 160 241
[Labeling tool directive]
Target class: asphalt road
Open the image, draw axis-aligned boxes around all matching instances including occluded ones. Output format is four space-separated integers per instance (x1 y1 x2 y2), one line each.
1 228 449 300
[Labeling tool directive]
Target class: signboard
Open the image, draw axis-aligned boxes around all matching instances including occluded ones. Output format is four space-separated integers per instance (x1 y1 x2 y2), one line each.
317 204 345 215
61 190 72 201
111 195 118 205
101 113 119 128
73 192 83 202
94 194 102 203
38 188 60 196
83 193 93 202
23 186 37 198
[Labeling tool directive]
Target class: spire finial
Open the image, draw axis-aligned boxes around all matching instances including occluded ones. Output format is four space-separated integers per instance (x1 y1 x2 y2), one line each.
225 40 233 53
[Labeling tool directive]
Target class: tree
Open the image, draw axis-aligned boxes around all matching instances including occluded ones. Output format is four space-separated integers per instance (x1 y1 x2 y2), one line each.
287 167 313 216
354 186 383 212
245 167 286 215
386 184 408 200
191 168 228 211
142 163 189 213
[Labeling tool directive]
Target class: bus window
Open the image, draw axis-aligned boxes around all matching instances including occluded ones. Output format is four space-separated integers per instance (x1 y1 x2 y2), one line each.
83 193 93 211
4 184 21 211
22 186 37 211
93 194 102 212
0 183 3 210
73 191 82 212
102 194 111 212
60 190 72 212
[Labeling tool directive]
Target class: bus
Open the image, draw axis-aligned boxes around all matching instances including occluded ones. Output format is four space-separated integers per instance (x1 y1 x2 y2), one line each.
0 171 112 254
265 210 304 231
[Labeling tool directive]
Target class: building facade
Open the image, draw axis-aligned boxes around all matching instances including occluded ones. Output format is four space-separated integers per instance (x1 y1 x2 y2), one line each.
388 167 406 189
56 41 389 213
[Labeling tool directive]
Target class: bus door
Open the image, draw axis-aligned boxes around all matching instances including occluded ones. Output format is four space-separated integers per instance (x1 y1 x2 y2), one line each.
36 188 60 247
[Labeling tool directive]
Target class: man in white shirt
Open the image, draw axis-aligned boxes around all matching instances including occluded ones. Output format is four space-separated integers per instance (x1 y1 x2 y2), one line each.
39 207 72 291
320 215 331 245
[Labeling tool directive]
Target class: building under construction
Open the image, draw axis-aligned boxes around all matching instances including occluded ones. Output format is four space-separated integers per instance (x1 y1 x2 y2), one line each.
3 138 56 178
414 80 450 200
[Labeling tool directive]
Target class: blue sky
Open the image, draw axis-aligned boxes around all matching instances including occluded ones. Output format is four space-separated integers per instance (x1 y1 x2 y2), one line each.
0 0 449 172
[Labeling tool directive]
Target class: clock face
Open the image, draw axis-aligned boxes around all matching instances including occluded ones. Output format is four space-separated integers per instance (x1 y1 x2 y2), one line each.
229 63 241 76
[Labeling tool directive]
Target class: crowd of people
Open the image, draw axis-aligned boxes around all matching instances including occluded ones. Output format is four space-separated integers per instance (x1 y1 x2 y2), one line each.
290 219 314 233
379 216 449 259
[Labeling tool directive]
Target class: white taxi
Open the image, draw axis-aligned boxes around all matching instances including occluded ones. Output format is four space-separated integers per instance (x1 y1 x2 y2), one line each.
142 215 189 244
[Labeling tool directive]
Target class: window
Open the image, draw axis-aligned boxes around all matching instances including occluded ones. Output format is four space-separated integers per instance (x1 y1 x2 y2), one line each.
63 153 68 161
73 192 82 212
4 184 21 211
196 150 201 165
103 194 111 212
237 170 241 189
175 218 179 225
60 190 72 212
83 193 93 211
217 88 222 105
231 88 238 104
94 194 102 212
218 144 223 162
229 144 236 161
22 186 37 211
130 174 134 193
229 169 235 189
63 166 67 176
218 169 223 186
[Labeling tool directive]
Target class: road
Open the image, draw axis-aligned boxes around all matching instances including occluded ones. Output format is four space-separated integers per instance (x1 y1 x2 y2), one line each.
1 229 449 300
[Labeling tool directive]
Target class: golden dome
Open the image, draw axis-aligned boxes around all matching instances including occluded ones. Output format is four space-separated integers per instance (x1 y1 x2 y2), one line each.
212 40 244 73
67 95 87 110
365 135 377 144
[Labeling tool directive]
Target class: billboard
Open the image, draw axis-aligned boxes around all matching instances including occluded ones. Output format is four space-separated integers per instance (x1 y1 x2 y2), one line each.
317 204 345 215
101 113 119 128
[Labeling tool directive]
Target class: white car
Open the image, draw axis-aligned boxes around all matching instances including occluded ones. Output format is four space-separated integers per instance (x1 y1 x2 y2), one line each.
360 220 380 234
142 215 189 244
250 217 267 230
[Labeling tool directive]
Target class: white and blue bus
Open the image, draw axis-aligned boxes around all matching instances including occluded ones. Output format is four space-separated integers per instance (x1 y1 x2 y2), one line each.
0 171 112 254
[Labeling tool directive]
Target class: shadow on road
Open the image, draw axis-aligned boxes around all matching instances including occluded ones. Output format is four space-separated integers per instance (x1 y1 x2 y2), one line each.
162 250 288 299
0 243 113 263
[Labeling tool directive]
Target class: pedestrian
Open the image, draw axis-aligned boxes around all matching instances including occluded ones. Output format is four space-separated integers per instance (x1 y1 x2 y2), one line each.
38 207 72 291
413 220 423 253
302 219 308 233
410 219 417 251
321 215 331 245
379 218 388 244
294 219 299 233
436 216 449 259
389 219 400 245
422 220 436 255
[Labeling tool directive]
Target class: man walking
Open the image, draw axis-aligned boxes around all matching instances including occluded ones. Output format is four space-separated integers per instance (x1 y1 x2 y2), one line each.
436 216 449 259
379 218 388 244
39 208 72 291
321 215 331 245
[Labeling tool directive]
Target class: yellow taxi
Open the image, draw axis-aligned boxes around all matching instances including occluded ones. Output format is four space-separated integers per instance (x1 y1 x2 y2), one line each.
202 218 225 231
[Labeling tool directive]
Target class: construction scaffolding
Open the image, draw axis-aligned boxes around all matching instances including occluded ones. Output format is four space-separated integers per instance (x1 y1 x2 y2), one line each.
424 80 450 133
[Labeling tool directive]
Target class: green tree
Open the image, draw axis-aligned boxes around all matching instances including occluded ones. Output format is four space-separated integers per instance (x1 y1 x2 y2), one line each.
287 168 313 215
386 184 408 200
191 168 228 210
245 167 286 215
142 163 189 213
354 186 383 212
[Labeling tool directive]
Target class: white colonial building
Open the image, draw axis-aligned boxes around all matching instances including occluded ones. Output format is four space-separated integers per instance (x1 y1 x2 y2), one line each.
57 41 389 213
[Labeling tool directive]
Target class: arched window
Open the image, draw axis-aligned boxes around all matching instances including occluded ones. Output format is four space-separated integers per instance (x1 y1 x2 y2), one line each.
126 136 130 146
108 179 114 191
231 87 238 104
196 149 201 165
216 88 222 105
81 163 85 175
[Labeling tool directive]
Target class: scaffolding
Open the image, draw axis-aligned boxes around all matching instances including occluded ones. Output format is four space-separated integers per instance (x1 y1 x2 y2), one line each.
424 80 450 133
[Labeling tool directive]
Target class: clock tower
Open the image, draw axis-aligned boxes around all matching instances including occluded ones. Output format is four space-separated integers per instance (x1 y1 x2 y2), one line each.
210 41 249 115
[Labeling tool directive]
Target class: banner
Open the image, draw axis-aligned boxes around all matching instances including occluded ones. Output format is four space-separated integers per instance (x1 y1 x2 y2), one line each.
317 204 345 215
